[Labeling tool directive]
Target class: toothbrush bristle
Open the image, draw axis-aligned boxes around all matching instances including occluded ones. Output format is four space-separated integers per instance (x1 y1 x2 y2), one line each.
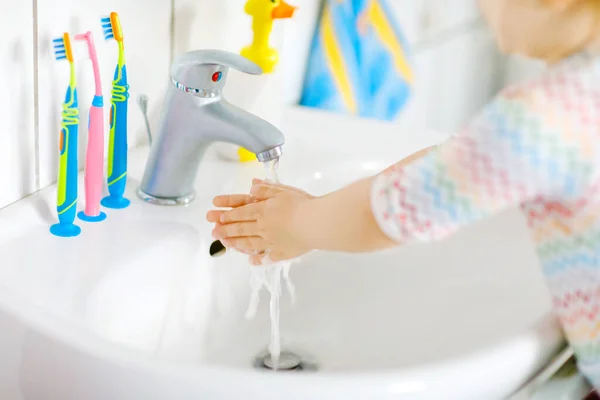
52 34 72 62
52 39 66 60
100 16 115 40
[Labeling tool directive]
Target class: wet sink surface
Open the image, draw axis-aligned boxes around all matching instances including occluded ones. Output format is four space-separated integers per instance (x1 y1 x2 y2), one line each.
0 107 564 399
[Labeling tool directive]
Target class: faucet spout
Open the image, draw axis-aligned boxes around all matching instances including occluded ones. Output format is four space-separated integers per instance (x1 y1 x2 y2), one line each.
256 146 283 163
137 50 285 206
204 99 284 156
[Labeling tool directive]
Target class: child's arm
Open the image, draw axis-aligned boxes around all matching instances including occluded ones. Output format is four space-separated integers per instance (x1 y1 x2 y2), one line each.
209 146 436 256
295 145 439 252
289 90 586 253
211 88 592 261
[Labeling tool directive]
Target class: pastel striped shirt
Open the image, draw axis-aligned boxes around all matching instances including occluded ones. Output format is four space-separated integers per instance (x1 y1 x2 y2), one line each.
371 52 600 386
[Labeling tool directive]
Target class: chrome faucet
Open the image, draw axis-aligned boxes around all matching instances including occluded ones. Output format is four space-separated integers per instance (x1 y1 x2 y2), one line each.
137 49 285 206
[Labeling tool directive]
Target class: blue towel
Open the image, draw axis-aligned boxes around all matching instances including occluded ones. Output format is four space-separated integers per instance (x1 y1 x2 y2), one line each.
299 0 413 121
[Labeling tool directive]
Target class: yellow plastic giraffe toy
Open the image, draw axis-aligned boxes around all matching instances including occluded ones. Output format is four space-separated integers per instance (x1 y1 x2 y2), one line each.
238 0 297 162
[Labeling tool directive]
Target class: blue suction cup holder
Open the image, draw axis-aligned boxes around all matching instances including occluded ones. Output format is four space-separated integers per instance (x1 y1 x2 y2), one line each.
101 195 131 209
50 223 82 238
78 211 107 222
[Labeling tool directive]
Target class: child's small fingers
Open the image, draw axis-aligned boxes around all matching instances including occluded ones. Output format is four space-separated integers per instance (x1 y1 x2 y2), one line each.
206 210 225 223
252 179 287 190
249 254 264 266
213 221 260 239
268 251 289 263
213 194 255 208
271 182 303 192
220 203 263 223
279 185 314 198
250 184 283 200
222 236 268 251
251 180 313 198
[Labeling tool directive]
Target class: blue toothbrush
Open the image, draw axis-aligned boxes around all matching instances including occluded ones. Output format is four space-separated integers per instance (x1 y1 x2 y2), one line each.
100 12 131 209
50 33 81 237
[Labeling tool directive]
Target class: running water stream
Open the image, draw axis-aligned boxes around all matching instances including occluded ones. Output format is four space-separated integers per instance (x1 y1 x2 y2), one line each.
244 157 297 370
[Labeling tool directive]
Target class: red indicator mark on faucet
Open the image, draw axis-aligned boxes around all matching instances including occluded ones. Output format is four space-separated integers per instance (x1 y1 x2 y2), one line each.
212 72 222 82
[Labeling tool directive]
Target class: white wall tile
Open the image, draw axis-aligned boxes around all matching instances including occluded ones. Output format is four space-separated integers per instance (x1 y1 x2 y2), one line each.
394 24 505 137
173 0 248 55
425 24 504 133
392 0 498 136
280 0 322 104
386 1 427 45
392 43 439 134
36 0 172 189
387 0 480 46
0 1 36 209
420 0 480 39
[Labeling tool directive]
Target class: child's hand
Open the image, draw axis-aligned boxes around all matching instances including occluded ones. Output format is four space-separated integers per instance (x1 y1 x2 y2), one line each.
206 179 315 265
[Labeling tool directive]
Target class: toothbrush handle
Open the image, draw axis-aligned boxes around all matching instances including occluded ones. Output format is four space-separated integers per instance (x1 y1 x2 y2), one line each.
57 88 79 224
84 98 105 216
107 64 129 198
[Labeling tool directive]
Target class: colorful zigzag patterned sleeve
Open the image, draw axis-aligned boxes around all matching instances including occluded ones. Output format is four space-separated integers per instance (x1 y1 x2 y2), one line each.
371 85 595 245
371 58 600 386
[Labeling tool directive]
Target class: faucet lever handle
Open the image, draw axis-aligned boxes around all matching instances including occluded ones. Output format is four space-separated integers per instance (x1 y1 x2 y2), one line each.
171 49 263 79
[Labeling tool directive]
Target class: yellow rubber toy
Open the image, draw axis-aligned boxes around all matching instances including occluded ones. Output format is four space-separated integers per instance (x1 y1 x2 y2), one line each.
238 147 257 162
241 0 297 73
237 0 296 162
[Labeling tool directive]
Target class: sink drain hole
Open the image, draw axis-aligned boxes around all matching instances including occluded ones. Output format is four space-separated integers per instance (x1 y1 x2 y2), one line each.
254 351 317 372
209 240 226 257
263 352 301 371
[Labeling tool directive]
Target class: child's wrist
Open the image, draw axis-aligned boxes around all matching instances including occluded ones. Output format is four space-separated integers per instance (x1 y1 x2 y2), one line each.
291 197 319 251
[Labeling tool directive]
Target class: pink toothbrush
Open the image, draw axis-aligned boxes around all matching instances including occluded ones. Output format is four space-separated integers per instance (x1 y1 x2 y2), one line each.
76 31 107 222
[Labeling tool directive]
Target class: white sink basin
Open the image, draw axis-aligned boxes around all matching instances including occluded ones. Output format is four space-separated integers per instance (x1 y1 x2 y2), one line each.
0 107 563 399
